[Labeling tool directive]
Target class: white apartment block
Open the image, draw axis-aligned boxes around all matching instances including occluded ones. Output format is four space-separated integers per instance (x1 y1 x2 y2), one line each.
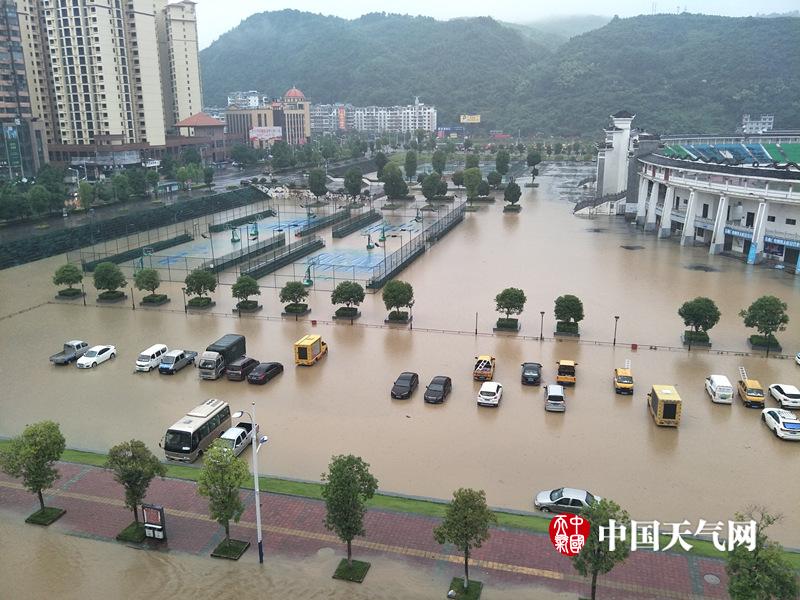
742 114 774 134
227 90 260 109
156 0 201 128
351 97 437 134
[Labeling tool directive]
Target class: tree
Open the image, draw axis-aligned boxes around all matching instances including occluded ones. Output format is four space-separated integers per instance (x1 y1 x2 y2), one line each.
184 268 217 298
739 295 789 356
495 149 510 176
0 421 65 511
382 279 414 315
280 280 309 305
112 173 130 202
553 142 564 155
433 488 497 590
431 149 446 174
678 297 720 333
181 148 201 165
381 163 409 199
374 151 388 179
93 262 127 293
421 173 441 202
321 454 379 566
555 294 585 323
527 150 542 181
572 499 631 600
203 166 215 186
452 170 464 188
465 153 480 169
36 164 67 204
146 169 160 194
487 170 502 189
105 440 166 524
231 143 257 166
232 275 260 305
134 268 161 296
159 155 176 179
495 287 526 319
344 167 362 200
308 168 327 198
78 180 94 209
726 508 798 600
477 179 490 197
462 167 482 200
53 264 82 290
463 139 473 150
127 168 148 198
331 280 365 308
437 177 448 196
197 441 249 544
404 150 417 181
27 185 51 216
504 181 522 205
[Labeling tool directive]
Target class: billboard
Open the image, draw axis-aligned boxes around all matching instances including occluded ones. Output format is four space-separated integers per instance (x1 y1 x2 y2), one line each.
337 106 347 130
459 114 481 124
3 125 21 168
249 126 283 142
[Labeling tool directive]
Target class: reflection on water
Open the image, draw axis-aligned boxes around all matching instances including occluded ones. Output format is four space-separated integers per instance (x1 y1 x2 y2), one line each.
1 162 799 547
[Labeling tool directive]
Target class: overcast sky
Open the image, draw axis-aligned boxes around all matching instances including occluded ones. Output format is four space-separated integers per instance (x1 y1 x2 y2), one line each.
194 1 798 49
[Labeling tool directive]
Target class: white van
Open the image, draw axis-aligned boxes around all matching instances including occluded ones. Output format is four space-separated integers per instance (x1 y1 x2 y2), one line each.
136 343 168 372
705 374 734 404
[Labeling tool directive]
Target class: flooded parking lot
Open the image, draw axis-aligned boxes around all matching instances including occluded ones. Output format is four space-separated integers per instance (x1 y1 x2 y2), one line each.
1 164 799 546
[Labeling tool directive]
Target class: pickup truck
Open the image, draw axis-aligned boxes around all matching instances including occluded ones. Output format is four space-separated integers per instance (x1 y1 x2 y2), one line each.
158 350 197 374
50 340 89 364
473 355 496 381
219 422 258 456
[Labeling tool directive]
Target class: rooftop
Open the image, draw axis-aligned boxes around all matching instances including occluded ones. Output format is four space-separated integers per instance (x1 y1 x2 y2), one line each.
174 112 225 128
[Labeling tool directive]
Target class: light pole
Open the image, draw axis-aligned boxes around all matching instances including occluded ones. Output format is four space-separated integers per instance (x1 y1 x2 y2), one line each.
181 287 187 313
409 299 414 330
539 311 545 340
613 315 620 347
232 405 269 564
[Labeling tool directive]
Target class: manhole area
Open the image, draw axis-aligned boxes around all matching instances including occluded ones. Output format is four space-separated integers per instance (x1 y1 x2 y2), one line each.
703 574 721 585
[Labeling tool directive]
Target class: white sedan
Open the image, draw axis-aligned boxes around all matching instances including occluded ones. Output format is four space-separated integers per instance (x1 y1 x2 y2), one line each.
795 352 800 366
769 384 800 409
477 381 503 407
76 345 116 369
761 408 800 441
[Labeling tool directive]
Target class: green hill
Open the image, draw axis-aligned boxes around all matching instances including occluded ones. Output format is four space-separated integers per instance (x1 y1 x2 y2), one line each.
200 11 800 137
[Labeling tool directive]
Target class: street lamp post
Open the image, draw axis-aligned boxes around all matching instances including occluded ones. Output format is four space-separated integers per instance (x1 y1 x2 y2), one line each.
81 281 86 306
181 287 187 313
539 311 545 340
613 315 620 347
232 405 269 564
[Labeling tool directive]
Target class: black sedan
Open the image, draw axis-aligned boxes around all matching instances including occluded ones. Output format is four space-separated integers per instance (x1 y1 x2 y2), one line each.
391 371 419 399
424 376 452 404
521 362 542 385
247 362 284 385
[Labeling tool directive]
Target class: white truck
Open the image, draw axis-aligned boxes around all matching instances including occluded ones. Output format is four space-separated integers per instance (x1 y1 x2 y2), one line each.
218 422 257 456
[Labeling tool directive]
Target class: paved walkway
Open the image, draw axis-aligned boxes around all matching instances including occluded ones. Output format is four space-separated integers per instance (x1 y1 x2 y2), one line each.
0 462 729 599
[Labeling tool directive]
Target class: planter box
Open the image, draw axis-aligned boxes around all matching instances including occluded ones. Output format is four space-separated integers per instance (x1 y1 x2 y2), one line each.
96 293 128 304
503 205 522 213
748 337 782 352
187 300 216 310
524 182 540 188
140 297 170 307
464 205 480 212
384 313 411 325
682 333 711 348
333 308 361 321
281 307 311 317
554 331 580 338
55 292 85 301
472 196 495 203
493 320 520 333
233 303 263 314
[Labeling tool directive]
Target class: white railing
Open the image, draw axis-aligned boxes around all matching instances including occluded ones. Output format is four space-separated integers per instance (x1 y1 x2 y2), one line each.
645 174 800 205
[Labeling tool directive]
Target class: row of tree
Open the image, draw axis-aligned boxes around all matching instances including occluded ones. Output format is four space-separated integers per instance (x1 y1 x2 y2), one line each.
1 420 794 599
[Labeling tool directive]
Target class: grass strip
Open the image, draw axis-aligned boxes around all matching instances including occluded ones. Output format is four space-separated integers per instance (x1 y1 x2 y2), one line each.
448 577 483 599
25 506 66 525
116 521 146 543
332 558 371 582
210 539 249 560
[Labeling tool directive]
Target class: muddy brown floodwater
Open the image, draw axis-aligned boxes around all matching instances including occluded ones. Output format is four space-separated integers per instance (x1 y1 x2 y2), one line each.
1 164 799 550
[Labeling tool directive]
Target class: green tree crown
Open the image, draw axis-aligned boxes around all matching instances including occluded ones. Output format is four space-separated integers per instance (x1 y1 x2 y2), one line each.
331 281 365 307
382 279 414 313
0 421 65 510
134 268 161 295
678 296 720 332
197 442 250 543
53 264 83 289
106 440 166 523
93 262 127 292
554 294 585 323
184 269 217 298
280 280 309 305
232 275 261 302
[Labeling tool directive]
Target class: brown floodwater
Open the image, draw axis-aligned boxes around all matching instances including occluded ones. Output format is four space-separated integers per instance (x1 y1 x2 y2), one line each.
0 516 569 599
1 164 799 549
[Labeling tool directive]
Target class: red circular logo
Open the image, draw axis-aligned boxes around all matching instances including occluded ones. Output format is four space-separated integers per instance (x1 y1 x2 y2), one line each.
548 514 591 556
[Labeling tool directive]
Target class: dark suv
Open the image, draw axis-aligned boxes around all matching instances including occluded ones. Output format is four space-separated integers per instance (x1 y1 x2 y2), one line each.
391 372 419 399
226 356 259 381
521 362 542 385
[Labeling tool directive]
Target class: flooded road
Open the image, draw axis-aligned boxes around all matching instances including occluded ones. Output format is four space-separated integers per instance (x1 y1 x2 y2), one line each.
1 163 799 547
0 517 570 600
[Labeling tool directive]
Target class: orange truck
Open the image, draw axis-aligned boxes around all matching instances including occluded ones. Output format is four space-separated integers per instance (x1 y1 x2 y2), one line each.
473 355 496 381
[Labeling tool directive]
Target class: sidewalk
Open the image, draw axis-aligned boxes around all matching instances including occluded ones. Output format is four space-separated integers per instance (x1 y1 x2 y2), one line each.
0 462 729 599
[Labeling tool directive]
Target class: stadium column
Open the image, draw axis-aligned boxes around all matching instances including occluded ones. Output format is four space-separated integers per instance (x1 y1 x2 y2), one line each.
635 177 648 226
681 189 697 246
644 181 659 232
747 200 768 264
708 195 728 255
658 186 675 238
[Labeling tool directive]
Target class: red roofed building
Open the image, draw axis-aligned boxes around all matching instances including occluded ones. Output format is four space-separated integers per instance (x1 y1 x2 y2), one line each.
174 112 231 162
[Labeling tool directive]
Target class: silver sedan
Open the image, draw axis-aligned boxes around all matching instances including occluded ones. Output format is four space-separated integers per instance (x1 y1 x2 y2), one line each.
534 487 601 514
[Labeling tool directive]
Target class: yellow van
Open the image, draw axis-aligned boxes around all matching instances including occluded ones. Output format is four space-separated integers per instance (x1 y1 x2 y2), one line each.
647 385 682 427
613 361 634 394
556 360 577 386
294 335 328 366
737 367 765 408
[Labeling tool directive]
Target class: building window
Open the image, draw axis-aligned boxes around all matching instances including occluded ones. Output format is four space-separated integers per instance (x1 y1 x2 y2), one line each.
767 216 775 222
787 218 797 226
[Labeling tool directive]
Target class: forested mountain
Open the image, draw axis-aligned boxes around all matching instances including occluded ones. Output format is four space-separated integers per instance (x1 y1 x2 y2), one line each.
200 11 800 137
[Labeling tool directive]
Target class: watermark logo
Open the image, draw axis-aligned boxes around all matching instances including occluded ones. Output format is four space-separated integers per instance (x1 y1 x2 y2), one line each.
549 514 591 556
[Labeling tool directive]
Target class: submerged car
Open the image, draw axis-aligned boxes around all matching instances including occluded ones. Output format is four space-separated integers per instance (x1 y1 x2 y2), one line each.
477 381 503 407
534 487 601 514
761 408 800 441
544 384 566 412
247 362 284 385
520 362 542 385
424 376 452 404
391 371 419 399
769 384 800 409
76 344 116 368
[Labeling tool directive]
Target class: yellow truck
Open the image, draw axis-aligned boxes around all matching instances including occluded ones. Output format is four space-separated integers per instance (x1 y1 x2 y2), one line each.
647 385 682 427
737 366 765 408
473 355 496 381
294 335 328 366
613 359 634 394
556 360 577 386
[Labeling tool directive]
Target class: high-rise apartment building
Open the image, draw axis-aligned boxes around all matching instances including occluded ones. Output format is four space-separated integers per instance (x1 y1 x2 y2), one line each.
227 90 260 109
12 0 203 167
311 97 437 135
